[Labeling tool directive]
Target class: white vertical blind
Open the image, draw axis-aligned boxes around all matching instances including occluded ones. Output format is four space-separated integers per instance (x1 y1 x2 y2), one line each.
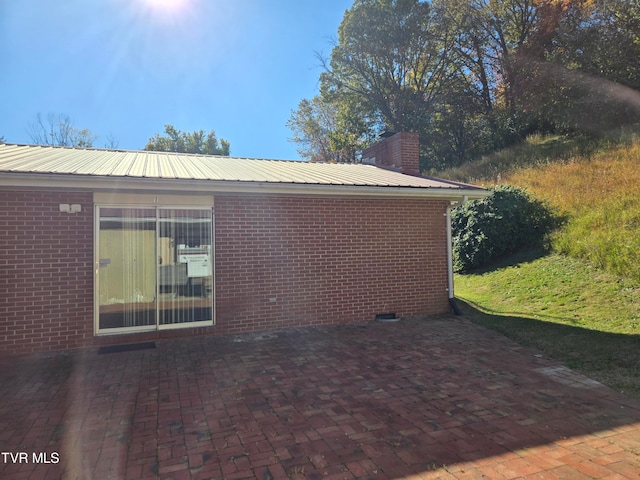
98 208 157 329
158 209 213 325
97 206 213 333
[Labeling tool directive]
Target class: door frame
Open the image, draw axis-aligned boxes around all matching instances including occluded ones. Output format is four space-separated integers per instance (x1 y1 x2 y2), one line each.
93 193 215 336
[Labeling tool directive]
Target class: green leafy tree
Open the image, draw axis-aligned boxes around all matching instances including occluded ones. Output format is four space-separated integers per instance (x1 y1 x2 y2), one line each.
287 97 337 162
293 0 546 168
322 0 453 133
290 0 640 169
287 95 373 162
27 113 97 147
424 78 495 169
145 125 230 155
441 0 551 131
288 0 456 167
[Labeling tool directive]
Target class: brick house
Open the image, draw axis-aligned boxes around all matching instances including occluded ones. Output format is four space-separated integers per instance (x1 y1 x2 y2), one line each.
0 132 488 355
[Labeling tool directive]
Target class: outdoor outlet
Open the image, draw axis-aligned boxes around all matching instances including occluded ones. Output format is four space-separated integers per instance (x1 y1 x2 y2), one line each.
269 297 277 303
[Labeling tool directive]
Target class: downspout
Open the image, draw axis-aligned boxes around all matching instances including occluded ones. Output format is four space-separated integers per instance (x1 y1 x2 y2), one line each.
446 196 468 315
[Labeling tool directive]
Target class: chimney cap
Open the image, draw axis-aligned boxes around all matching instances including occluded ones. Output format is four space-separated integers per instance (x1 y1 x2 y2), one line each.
379 131 397 138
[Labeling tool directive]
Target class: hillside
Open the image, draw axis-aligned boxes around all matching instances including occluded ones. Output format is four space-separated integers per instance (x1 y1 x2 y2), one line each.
444 133 640 398
441 133 640 283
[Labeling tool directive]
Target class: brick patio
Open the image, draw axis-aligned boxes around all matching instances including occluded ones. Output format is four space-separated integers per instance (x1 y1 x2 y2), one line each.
1 316 639 479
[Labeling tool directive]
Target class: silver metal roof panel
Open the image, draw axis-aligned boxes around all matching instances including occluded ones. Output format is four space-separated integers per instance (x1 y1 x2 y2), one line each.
0 144 487 197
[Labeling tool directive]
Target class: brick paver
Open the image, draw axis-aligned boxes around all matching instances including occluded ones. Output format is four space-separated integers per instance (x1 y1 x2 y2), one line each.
1 316 639 479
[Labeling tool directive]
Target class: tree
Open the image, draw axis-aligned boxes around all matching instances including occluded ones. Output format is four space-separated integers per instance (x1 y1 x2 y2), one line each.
509 0 640 134
423 76 495 169
104 133 120 149
27 113 97 147
287 95 373 163
292 0 542 168
144 125 230 155
322 0 453 134
290 0 640 169
440 0 551 124
287 97 338 162
549 0 640 91
288 0 456 167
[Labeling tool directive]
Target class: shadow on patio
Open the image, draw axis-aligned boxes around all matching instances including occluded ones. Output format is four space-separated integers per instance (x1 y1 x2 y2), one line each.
1 315 639 479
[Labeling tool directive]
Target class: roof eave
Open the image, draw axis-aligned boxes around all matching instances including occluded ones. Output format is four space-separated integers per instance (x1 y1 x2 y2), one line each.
0 172 490 201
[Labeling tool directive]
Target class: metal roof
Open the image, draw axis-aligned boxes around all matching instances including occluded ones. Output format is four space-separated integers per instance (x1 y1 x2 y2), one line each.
0 143 487 198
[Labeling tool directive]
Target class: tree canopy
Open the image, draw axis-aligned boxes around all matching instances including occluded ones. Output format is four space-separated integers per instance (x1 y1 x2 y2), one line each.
287 95 374 162
144 125 230 156
289 0 640 170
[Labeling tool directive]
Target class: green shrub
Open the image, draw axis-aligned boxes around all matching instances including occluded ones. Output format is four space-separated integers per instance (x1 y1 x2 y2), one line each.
452 185 558 272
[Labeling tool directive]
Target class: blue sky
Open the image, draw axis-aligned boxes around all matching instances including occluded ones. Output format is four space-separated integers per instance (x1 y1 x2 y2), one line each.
0 0 353 160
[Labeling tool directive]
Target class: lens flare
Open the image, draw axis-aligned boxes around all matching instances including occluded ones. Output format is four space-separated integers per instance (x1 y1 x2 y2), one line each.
142 0 188 13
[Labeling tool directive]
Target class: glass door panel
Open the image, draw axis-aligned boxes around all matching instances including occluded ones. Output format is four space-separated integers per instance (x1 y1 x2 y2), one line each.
98 208 157 330
158 209 213 326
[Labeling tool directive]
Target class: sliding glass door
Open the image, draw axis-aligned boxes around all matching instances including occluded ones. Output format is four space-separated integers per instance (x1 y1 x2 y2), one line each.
96 206 214 334
158 209 213 327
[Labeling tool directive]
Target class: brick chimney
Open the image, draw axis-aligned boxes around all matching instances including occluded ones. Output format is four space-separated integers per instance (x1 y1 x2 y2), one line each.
362 132 420 175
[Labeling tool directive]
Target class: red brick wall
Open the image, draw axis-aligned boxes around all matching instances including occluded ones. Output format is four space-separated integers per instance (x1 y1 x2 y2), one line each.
0 190 451 355
214 194 450 335
0 190 94 355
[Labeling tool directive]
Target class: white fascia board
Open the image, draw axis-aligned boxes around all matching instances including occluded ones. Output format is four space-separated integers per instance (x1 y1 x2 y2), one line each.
0 173 490 201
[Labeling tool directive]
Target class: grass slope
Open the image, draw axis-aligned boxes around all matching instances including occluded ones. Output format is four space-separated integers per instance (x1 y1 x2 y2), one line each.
444 134 640 399
440 133 640 282
505 140 640 282
455 249 640 399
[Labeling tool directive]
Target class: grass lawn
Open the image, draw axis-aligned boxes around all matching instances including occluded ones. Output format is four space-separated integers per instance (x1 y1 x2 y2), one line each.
455 248 640 399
